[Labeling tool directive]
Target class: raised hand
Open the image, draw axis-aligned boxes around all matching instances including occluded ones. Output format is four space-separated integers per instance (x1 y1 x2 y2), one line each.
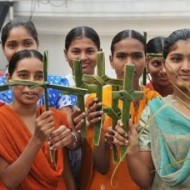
72 106 86 132
86 97 103 126
48 125 72 150
113 119 139 154
113 119 128 146
104 127 115 148
34 110 55 143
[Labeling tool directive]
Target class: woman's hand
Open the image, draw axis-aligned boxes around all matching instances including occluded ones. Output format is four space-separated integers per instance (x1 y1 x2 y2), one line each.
113 119 139 154
113 119 128 146
72 106 85 132
104 127 115 148
48 125 72 150
104 119 128 149
86 98 103 127
34 110 55 143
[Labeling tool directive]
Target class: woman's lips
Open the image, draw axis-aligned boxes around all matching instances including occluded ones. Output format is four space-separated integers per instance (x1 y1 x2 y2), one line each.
23 92 38 99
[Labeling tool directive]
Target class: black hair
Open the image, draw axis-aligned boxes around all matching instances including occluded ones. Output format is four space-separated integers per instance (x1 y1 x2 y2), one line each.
65 26 100 50
1 18 39 48
146 36 165 54
110 30 146 55
8 49 43 76
163 28 190 59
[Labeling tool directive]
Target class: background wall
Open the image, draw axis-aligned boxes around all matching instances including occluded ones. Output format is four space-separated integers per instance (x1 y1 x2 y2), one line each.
1 0 190 78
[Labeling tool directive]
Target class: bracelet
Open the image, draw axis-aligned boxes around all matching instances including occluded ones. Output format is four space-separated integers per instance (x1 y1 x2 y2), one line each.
70 132 78 150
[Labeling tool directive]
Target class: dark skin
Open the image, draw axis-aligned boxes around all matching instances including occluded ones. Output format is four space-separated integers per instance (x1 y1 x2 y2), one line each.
0 56 85 189
86 98 109 174
90 37 147 177
63 149 77 190
146 56 173 97
113 119 155 188
2 24 84 150
61 106 85 150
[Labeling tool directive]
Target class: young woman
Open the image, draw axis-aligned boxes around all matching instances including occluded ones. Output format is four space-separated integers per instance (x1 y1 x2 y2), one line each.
146 36 173 96
113 28 190 189
62 26 101 188
85 30 160 190
60 25 101 128
0 49 75 189
64 26 101 76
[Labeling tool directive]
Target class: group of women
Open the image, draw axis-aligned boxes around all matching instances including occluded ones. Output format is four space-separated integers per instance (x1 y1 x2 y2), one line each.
0 18 189 190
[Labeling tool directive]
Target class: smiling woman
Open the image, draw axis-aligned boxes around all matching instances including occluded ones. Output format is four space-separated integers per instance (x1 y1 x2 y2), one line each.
0 19 85 189
146 36 173 96
0 49 76 190
7 50 44 105
62 25 101 188
64 26 101 76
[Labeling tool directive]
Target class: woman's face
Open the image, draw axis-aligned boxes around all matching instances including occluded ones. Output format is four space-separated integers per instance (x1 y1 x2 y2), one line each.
7 57 44 106
3 26 38 62
147 56 171 87
64 37 98 75
110 38 146 81
165 39 190 92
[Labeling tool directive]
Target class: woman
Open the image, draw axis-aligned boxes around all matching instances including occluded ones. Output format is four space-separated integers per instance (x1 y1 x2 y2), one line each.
85 30 160 190
0 49 75 189
60 25 101 128
63 26 101 84
146 36 173 96
62 26 101 188
113 28 190 189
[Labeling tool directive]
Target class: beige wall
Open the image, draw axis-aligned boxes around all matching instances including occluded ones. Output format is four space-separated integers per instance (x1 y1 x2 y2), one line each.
1 0 190 77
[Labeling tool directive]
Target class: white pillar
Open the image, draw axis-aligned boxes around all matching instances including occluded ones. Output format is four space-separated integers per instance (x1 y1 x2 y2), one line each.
9 0 14 20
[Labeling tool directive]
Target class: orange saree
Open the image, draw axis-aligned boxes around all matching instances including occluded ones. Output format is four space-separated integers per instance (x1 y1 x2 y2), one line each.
80 86 160 190
0 105 69 190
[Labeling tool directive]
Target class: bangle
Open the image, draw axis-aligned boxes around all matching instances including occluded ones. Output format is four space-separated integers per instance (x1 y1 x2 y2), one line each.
70 132 78 150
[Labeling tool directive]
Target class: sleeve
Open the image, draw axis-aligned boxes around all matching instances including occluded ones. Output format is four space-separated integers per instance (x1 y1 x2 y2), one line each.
57 74 78 108
0 76 13 104
48 75 76 109
137 105 151 151
58 94 77 108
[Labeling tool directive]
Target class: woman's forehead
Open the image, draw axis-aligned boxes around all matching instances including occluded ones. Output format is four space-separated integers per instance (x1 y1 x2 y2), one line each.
114 38 145 51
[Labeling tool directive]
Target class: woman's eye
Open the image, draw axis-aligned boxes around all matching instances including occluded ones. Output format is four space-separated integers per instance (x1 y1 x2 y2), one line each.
35 74 43 81
24 41 33 47
116 54 125 59
7 43 16 49
152 61 162 67
86 49 95 54
18 74 28 79
171 56 181 62
71 50 80 54
133 54 143 59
